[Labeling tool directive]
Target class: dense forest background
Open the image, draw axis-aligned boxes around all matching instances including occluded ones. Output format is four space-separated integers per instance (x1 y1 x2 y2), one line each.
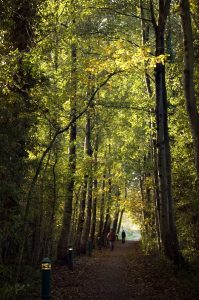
0 0 199 298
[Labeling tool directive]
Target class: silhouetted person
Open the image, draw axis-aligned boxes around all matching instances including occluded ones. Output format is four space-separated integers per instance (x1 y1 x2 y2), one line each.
122 230 126 244
107 229 115 250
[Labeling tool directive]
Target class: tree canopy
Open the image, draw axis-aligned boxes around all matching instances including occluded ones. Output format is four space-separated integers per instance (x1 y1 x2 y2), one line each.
0 0 199 297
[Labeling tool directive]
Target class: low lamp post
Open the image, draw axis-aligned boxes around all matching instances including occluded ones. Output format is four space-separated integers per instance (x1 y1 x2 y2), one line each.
87 238 93 256
41 257 51 299
68 246 74 270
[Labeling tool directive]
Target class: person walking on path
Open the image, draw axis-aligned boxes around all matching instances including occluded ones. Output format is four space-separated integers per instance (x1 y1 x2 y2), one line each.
122 230 126 244
107 228 115 250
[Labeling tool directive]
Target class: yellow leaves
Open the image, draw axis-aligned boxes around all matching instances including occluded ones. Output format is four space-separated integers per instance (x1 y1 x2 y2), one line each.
27 150 37 160
147 54 168 68
77 38 168 84
190 0 199 13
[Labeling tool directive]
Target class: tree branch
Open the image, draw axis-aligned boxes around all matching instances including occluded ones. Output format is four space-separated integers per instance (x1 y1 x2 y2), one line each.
96 102 154 113
97 7 152 22
150 0 158 31
27 71 121 200
16 71 121 279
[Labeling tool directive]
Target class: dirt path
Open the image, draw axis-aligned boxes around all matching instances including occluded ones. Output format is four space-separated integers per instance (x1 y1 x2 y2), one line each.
52 241 199 299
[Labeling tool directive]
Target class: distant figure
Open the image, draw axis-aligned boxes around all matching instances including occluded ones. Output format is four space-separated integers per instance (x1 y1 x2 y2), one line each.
122 230 126 244
107 229 115 251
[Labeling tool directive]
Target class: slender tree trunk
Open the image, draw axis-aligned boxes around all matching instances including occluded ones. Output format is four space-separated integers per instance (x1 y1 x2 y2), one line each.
47 154 58 257
153 139 162 250
70 187 81 243
117 209 124 235
90 136 99 243
102 175 112 243
80 92 94 253
150 0 183 263
102 145 112 243
90 178 97 243
75 177 88 254
57 44 77 260
32 151 52 264
140 175 147 229
112 210 119 234
140 0 161 248
98 176 106 238
180 0 199 247
80 177 93 253
112 186 120 234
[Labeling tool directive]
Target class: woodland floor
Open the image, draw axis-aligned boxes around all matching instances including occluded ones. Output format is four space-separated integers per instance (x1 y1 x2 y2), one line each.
49 241 199 300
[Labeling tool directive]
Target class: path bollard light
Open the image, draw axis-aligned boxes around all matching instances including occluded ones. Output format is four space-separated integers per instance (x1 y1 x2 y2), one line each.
68 246 74 270
87 238 93 257
41 257 51 299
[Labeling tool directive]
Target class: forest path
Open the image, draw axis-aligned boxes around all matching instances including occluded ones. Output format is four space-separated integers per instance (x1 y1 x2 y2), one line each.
52 241 198 299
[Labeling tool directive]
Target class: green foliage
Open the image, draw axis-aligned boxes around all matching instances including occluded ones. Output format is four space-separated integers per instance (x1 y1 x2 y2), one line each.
0 264 41 300
0 0 199 292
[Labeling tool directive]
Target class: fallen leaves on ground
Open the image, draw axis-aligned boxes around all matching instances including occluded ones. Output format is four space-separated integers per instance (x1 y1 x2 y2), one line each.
51 241 199 299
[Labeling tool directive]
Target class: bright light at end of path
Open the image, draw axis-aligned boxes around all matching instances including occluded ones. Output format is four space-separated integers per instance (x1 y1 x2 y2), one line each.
120 213 141 241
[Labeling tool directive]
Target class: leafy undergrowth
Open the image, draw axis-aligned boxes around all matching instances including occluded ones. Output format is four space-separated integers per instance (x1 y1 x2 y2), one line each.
0 264 41 300
50 241 199 299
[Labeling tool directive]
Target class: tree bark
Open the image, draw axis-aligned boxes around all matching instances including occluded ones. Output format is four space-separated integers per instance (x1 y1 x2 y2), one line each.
80 88 94 253
80 177 93 253
180 0 199 247
117 209 124 235
57 44 77 260
90 136 99 243
75 177 88 254
102 175 112 243
112 210 119 234
90 178 98 243
47 153 58 257
98 175 106 238
153 139 162 250
150 0 183 263
32 150 52 265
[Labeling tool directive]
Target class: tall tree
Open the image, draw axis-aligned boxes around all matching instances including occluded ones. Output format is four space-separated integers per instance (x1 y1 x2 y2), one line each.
150 0 182 263
80 103 94 253
90 135 99 243
0 0 39 266
180 0 199 247
57 43 77 260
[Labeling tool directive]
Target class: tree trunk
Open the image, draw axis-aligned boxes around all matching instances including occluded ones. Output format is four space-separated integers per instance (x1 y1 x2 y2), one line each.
32 151 52 264
180 0 199 247
70 187 81 244
102 175 112 243
150 0 183 263
140 175 147 229
141 0 161 250
75 177 88 254
90 136 99 243
80 177 93 253
57 44 77 260
153 139 162 250
112 210 119 234
80 94 94 253
90 178 98 243
117 209 124 235
47 154 58 257
98 176 106 238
